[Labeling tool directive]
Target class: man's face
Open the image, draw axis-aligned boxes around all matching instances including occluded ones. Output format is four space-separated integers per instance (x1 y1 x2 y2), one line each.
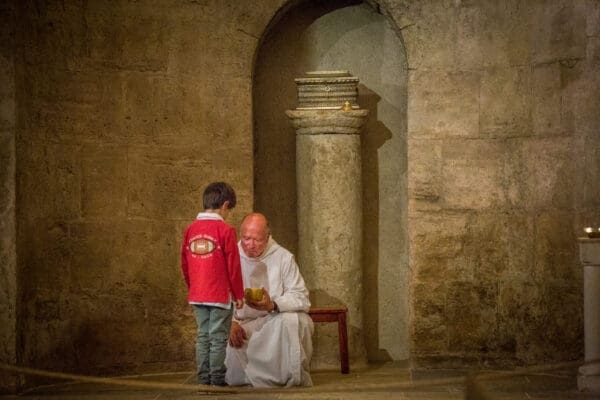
240 219 269 258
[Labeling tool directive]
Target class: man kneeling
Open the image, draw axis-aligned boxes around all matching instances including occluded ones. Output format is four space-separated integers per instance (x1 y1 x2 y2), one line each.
225 213 313 387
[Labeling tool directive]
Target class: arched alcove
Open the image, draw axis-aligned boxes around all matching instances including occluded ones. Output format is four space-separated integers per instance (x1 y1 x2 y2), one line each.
253 0 409 363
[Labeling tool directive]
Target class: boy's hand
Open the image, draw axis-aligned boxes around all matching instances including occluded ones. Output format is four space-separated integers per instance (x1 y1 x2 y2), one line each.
235 299 244 309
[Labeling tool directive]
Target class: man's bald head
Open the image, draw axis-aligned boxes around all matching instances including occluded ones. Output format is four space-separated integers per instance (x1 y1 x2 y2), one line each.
240 213 270 258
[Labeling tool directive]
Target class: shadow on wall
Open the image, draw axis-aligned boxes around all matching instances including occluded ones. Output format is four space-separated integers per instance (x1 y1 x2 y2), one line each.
359 84 393 362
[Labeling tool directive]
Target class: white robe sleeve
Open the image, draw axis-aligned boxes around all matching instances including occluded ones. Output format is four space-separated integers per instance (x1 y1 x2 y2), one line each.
272 253 311 313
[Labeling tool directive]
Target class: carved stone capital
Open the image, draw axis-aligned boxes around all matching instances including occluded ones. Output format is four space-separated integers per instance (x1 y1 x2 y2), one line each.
285 109 369 135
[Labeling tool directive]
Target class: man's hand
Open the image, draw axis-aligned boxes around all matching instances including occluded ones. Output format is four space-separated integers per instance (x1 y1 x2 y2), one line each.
245 287 276 312
234 298 243 309
228 321 247 348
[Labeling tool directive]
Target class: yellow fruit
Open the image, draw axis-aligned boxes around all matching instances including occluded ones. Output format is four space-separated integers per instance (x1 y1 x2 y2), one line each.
244 288 264 303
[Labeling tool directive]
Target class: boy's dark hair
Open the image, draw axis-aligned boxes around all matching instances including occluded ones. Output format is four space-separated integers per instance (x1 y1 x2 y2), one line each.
203 182 236 210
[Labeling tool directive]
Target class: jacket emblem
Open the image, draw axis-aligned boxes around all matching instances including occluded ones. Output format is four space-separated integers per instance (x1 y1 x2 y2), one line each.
189 238 216 255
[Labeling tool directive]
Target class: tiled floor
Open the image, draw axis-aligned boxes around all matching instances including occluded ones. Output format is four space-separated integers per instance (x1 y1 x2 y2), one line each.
2 362 598 400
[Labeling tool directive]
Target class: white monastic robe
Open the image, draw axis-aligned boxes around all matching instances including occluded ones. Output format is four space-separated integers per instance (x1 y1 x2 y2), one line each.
224 237 313 387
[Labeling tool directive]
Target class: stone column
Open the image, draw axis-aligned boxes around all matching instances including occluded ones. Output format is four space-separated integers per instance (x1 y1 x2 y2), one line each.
578 238 600 393
286 71 368 369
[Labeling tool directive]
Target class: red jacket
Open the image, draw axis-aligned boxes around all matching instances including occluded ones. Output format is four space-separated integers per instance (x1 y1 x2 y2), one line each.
181 213 244 304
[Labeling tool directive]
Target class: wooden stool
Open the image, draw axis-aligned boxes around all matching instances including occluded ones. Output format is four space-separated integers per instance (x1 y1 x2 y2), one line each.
307 306 349 374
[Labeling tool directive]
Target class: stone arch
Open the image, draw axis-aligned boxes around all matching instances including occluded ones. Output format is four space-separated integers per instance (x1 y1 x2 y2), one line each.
252 0 409 365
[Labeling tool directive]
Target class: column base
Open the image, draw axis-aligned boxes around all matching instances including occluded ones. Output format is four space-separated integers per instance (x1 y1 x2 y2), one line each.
578 362 600 392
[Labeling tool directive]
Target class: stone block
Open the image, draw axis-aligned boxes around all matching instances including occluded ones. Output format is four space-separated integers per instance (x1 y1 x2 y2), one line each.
17 143 81 221
81 145 128 218
409 211 470 282
127 145 212 219
408 70 480 138
0 120 16 390
588 0 600 36
154 76 252 146
0 53 14 131
518 137 575 210
85 8 168 72
18 1 87 67
478 0 534 67
503 213 536 281
69 220 181 292
152 76 199 143
570 136 587 210
543 283 583 358
27 70 125 145
208 78 253 144
499 281 583 363
0 134 15 212
532 63 562 136
412 281 445 318
588 36 600 66
561 61 600 137
582 136 600 208
122 73 158 143
166 18 254 78
20 219 70 293
446 281 497 353
497 281 546 362
532 0 587 64
455 4 483 71
410 282 447 353
441 139 507 210
464 212 508 282
480 66 531 137
391 2 457 70
534 211 579 282
15 143 51 220
407 138 442 205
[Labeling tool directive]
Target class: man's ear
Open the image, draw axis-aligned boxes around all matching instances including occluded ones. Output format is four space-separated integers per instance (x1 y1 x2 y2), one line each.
222 200 230 210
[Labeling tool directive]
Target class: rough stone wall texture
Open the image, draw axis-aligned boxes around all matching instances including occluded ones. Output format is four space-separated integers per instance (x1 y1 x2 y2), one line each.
3 0 600 387
383 0 600 366
13 0 279 380
0 0 18 393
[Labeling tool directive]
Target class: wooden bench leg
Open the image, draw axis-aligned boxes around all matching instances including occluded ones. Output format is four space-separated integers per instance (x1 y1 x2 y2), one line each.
308 307 350 374
338 311 349 374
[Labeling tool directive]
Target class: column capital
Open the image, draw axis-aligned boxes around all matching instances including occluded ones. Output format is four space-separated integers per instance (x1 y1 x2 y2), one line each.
285 109 368 135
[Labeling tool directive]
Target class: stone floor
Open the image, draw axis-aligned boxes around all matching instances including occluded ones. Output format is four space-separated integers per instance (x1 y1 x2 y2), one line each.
2 362 598 400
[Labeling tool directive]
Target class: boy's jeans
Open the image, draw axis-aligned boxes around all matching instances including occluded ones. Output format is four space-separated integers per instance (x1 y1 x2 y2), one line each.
193 304 233 385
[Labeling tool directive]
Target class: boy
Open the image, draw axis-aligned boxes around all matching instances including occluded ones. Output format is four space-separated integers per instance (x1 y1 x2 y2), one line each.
181 182 244 386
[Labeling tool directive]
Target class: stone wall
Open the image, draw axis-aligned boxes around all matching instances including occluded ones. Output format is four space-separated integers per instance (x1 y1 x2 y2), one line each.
3 0 600 388
13 0 276 379
0 0 17 393
385 0 600 366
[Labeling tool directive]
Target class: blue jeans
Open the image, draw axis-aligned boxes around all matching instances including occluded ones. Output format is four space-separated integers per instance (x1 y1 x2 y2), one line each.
193 304 233 385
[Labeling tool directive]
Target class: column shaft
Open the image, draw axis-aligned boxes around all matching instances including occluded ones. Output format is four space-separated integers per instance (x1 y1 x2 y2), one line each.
287 107 368 369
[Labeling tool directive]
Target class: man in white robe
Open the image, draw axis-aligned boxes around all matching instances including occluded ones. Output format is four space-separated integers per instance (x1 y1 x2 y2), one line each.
225 213 313 387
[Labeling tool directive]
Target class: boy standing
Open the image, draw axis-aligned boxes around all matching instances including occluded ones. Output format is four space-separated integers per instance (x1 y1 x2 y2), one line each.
181 182 244 386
